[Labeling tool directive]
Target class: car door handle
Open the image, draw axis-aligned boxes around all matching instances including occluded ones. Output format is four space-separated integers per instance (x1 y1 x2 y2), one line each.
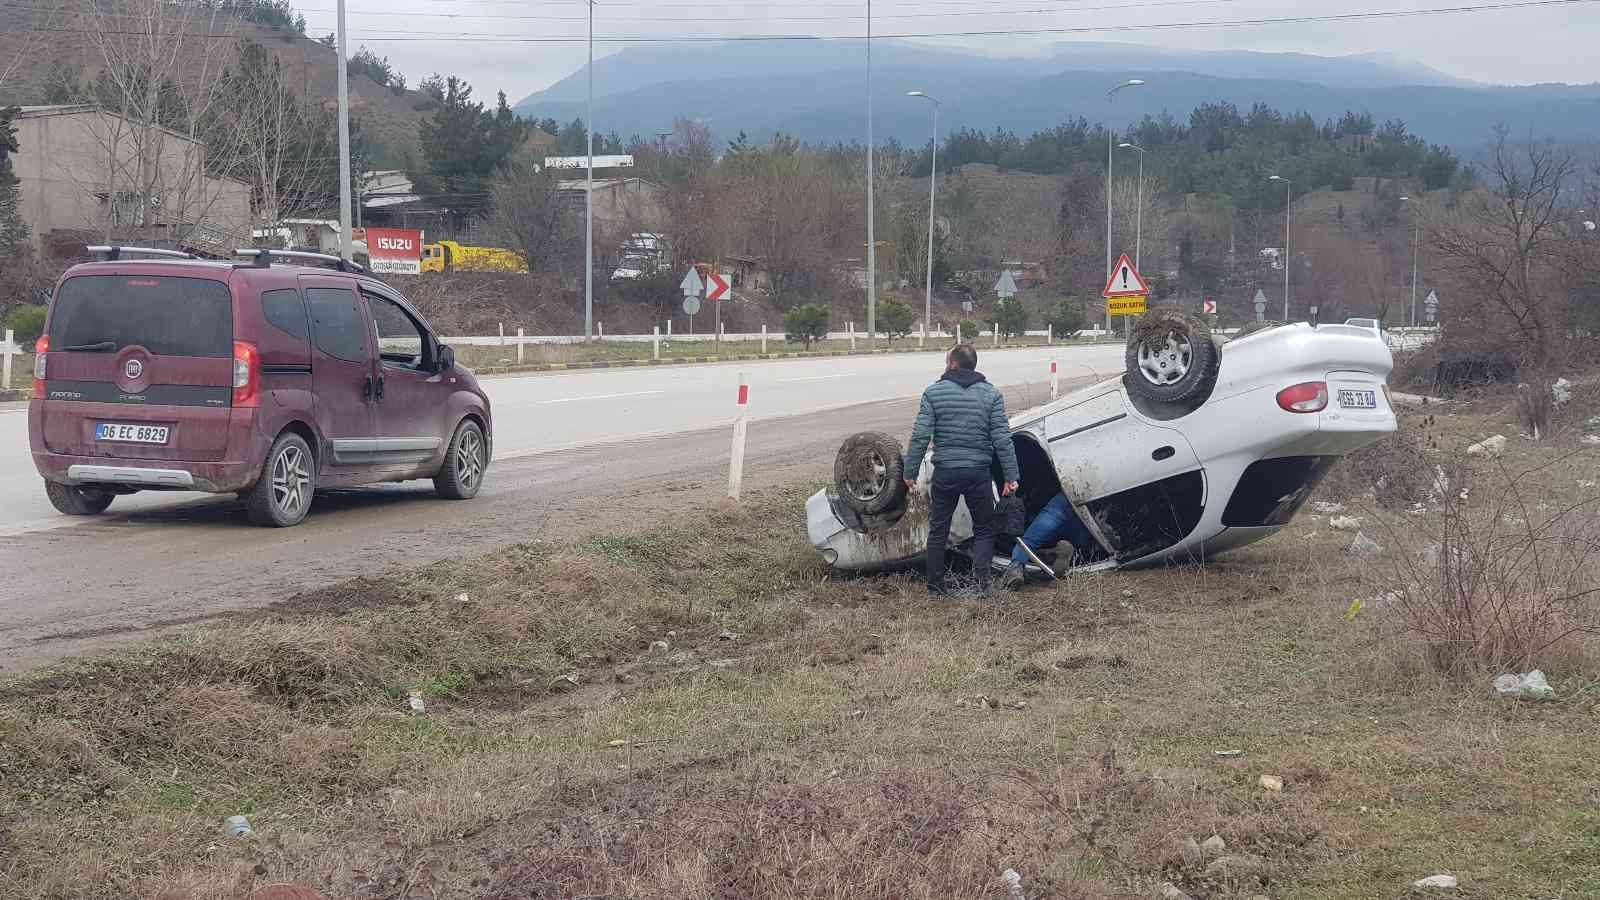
375 375 385 401
363 374 374 401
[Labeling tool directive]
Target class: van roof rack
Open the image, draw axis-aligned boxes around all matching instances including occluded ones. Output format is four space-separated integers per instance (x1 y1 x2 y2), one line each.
86 245 194 261
234 248 366 273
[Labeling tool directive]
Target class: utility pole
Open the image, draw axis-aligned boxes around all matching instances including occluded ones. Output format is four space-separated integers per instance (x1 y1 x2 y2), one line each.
865 0 876 345
335 0 352 261
909 91 939 348
584 0 596 340
1401 195 1420 327
1269 174 1291 321
1119 142 1146 269
1104 79 1144 334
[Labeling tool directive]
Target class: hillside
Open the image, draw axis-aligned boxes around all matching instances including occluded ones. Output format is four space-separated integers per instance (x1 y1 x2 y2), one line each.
0 2 427 166
515 40 1600 150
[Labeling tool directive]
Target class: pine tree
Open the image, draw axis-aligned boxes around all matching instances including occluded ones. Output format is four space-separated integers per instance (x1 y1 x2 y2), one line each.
0 106 29 254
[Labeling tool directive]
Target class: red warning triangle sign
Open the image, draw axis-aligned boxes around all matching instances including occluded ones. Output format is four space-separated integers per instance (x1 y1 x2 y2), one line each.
1102 254 1150 298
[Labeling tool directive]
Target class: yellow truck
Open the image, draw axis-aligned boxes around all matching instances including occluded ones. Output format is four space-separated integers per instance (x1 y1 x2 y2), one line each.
421 240 528 274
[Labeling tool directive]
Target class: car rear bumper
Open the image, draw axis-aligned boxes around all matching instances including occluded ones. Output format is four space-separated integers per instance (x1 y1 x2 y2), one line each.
36 450 261 493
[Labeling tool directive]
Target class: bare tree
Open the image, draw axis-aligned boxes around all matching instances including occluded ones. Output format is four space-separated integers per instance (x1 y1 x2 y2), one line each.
1430 127 1576 366
489 151 577 274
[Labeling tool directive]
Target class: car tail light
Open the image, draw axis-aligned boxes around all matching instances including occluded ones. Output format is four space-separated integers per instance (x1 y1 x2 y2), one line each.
32 335 47 399
232 340 260 408
1276 381 1328 413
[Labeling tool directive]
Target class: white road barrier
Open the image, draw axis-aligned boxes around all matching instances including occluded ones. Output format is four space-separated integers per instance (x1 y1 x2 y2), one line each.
1 329 15 391
1050 357 1059 401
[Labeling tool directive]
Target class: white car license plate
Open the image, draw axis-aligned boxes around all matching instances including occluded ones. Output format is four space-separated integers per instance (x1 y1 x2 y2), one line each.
1338 389 1378 409
96 422 170 444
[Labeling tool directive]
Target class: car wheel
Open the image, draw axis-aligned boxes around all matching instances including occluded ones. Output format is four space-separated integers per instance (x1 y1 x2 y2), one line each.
833 431 907 516
1124 310 1220 405
245 432 315 527
435 419 487 500
44 480 114 516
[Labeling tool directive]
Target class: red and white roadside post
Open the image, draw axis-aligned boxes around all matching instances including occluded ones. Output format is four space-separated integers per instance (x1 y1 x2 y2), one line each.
728 372 750 500
1050 357 1059 401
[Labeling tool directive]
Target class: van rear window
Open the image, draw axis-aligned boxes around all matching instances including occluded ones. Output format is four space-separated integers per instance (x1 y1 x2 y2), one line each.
50 275 232 358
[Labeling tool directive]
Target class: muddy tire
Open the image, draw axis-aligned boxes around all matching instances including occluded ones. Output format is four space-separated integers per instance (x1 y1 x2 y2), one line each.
1124 310 1220 405
44 480 114 516
1233 319 1285 339
435 418 487 500
833 431 907 517
245 432 315 527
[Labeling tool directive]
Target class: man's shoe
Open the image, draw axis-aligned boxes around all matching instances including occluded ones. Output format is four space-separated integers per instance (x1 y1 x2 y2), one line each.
998 561 1026 591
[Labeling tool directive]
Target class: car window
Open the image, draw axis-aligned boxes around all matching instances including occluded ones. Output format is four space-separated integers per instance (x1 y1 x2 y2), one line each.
304 287 369 363
260 289 309 340
50 275 232 357
365 293 427 368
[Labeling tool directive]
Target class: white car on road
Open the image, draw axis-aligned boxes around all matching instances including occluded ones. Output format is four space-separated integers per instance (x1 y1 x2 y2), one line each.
808 315 1397 574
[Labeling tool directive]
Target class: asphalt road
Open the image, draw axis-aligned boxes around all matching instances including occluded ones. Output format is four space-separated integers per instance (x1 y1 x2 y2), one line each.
0 343 1121 670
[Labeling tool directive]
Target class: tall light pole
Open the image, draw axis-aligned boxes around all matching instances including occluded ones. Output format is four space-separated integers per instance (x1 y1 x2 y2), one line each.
864 0 877 345
1104 79 1144 333
335 0 352 261
909 91 939 347
1400 195 1420 327
1269 175 1291 321
582 0 597 339
1118 142 1146 269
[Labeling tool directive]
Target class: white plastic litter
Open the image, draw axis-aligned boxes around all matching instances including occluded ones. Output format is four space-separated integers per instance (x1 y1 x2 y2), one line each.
1492 670 1555 700
1001 867 1025 900
1329 515 1362 531
1551 378 1572 406
1466 434 1508 457
1413 874 1458 889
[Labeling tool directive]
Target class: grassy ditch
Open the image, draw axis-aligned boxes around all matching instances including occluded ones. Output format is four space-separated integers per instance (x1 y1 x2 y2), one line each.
1 406 1597 899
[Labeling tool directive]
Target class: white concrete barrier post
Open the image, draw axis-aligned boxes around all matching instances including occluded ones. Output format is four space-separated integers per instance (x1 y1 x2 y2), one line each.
956 323 962 344
667 320 673 341
1 329 13 391
498 322 504 346
1050 357 1059 401
516 327 525 365
993 323 999 348
653 326 661 361
727 372 750 500
598 321 604 340
918 321 925 348
1047 324 1053 345
761 324 768 355
849 323 856 351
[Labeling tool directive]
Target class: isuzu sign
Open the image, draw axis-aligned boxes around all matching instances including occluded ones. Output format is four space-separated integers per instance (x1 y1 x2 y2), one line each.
366 227 423 275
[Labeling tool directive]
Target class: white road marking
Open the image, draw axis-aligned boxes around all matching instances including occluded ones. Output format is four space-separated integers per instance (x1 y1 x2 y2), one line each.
536 389 666 405
777 373 856 383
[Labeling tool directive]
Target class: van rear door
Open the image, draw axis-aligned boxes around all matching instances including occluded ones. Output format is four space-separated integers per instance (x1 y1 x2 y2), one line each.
39 273 235 462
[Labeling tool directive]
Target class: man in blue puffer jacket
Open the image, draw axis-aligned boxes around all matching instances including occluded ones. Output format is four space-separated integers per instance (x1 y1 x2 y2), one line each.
902 343 1020 597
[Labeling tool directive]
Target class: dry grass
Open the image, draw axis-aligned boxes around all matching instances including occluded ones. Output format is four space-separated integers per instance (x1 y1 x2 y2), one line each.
2 405 1599 899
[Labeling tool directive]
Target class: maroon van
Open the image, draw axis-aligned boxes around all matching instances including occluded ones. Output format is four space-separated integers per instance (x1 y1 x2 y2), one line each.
27 248 492 526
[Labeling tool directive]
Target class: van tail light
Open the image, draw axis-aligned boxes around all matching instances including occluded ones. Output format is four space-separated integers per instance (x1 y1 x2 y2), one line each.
32 335 47 399
1276 381 1328 413
232 340 260 408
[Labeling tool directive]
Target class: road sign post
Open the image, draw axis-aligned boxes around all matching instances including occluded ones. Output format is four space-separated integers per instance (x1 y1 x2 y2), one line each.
994 269 1018 300
1102 254 1150 333
1253 288 1269 323
706 269 729 343
680 267 704 337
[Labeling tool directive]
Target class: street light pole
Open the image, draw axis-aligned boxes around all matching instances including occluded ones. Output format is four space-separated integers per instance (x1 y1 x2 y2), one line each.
1269 175 1291 321
909 91 939 348
334 0 352 261
584 0 595 340
1401 195 1420 327
1104 79 1144 334
1118 142 1146 269
865 0 877 345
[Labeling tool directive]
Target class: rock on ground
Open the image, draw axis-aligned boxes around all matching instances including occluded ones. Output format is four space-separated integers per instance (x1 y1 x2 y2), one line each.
1205 854 1269 882
1157 883 1196 900
1259 774 1284 792
1413 874 1459 889
1329 515 1362 531
1201 834 1227 858
1466 434 1508 457
1178 837 1203 866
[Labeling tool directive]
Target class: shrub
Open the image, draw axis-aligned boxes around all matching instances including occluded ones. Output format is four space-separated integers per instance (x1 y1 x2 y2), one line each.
995 297 1028 338
878 299 915 341
956 319 979 342
1048 298 1086 338
783 304 829 349
3 303 46 343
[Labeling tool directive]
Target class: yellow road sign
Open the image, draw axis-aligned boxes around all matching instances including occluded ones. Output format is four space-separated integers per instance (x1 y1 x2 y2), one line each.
1107 294 1148 317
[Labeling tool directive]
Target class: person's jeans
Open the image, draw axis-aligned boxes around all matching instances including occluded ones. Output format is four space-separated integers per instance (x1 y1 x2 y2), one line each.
927 466 996 590
1010 493 1094 566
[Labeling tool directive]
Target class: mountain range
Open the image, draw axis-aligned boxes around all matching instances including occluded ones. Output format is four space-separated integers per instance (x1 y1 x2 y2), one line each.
514 40 1600 150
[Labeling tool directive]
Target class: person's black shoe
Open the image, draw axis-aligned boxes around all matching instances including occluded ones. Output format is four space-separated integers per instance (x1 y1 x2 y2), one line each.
998 561 1026 591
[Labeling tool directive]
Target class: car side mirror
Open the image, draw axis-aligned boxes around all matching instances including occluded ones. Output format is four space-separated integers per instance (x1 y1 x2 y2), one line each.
436 344 456 372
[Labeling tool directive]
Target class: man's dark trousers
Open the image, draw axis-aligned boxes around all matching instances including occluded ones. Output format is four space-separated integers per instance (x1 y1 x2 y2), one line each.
926 466 997 592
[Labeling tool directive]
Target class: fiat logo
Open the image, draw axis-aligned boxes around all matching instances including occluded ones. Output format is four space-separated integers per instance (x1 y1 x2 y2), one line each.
123 358 144 380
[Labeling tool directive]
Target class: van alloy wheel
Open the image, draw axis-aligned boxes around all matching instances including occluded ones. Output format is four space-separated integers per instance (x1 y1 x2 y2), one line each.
271 443 311 517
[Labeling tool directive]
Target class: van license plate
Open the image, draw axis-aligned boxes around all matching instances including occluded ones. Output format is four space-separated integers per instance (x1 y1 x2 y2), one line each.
96 423 170 444
1338 390 1377 409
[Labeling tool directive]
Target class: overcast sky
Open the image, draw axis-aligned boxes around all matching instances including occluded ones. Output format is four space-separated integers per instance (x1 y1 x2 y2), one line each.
297 0 1599 103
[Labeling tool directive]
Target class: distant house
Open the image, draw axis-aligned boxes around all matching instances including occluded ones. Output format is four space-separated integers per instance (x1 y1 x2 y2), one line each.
555 177 664 231
10 105 252 256
523 129 557 154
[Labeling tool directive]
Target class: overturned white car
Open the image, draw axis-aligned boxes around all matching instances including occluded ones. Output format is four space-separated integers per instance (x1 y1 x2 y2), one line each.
808 315 1397 574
